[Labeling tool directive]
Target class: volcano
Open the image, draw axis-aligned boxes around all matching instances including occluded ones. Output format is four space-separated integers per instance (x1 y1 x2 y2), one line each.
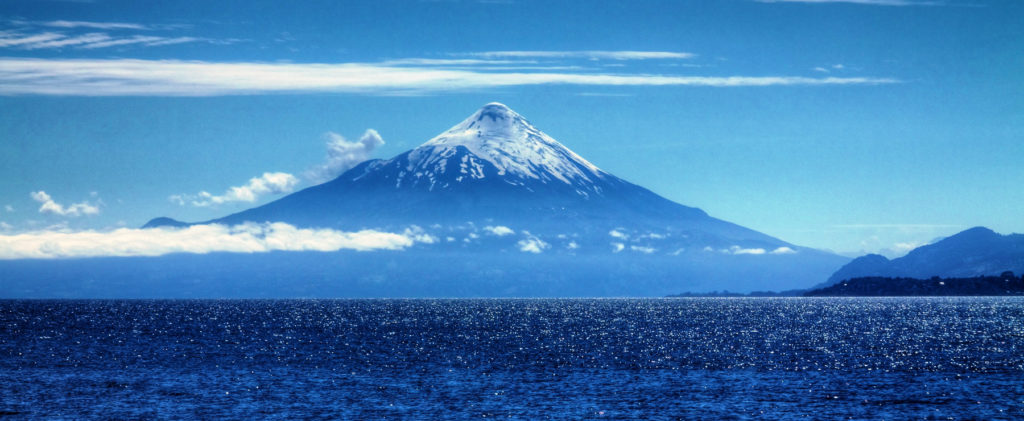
136 103 848 295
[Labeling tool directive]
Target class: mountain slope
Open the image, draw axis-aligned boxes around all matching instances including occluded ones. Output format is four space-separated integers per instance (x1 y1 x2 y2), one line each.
824 227 1024 286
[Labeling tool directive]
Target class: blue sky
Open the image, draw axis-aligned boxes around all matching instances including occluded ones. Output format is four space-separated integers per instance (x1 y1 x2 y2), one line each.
0 0 1021 257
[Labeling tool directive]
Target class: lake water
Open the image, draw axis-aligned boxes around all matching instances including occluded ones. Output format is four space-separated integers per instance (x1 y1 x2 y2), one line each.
1 298 1022 419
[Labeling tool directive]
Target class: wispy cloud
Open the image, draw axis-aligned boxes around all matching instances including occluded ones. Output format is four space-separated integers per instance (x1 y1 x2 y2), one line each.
630 245 656 254
575 92 635 97
10 19 193 31
81 35 201 49
38 20 151 30
0 31 214 50
30 191 100 217
306 130 385 183
462 51 696 60
20 32 112 49
812 64 846 73
0 58 899 96
171 172 299 207
755 0 942 5
1 18 228 51
0 32 64 47
381 58 531 66
0 222 420 259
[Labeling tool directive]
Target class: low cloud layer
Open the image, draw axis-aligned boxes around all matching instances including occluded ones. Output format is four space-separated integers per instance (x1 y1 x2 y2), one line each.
30 191 100 217
171 172 299 207
715 245 799 255
0 222 419 259
306 130 385 183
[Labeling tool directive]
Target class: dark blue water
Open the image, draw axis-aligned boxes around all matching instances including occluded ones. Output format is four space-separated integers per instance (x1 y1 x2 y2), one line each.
1 298 1022 419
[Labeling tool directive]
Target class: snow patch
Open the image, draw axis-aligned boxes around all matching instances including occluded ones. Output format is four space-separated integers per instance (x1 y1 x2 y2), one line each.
409 103 608 194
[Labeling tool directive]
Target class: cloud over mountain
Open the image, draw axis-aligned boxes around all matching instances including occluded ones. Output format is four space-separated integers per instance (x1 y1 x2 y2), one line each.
306 130 385 183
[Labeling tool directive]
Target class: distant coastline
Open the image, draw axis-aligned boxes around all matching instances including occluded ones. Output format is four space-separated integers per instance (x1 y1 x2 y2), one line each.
666 290 804 298
804 273 1024 297
668 272 1024 298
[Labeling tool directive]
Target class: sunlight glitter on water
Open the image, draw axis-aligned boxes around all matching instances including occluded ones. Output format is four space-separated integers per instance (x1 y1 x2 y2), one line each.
0 297 1022 419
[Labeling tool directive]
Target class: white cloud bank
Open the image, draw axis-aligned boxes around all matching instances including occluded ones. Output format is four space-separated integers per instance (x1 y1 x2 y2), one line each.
171 172 299 207
306 130 385 183
30 191 100 216
0 58 899 96
0 222 419 259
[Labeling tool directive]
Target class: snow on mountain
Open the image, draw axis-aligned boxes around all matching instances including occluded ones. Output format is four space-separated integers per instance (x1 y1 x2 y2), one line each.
399 102 607 195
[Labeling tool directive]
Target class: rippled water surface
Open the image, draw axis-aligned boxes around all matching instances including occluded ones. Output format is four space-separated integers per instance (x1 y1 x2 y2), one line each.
1 298 1023 419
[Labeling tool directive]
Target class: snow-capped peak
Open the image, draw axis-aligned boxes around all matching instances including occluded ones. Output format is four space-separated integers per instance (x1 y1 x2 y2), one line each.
403 103 607 192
